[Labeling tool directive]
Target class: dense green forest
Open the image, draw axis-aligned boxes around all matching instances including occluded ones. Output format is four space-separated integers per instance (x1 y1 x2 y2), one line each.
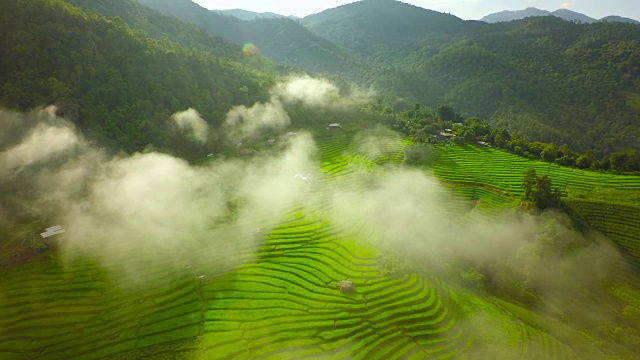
135 0 371 78
0 0 276 154
136 0 640 156
2 0 638 159
303 0 640 156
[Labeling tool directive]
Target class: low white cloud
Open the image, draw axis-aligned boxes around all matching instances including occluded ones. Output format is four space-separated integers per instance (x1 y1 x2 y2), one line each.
171 108 210 144
0 106 321 286
0 117 80 175
224 100 290 142
273 75 340 106
224 75 364 143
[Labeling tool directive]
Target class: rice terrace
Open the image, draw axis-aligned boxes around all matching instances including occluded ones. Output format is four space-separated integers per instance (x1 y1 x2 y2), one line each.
2 0 640 359
2 125 640 359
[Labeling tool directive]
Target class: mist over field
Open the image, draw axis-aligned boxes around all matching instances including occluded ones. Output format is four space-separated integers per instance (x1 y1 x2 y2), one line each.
0 76 622 288
0 76 630 356
0 76 348 284
224 75 340 143
3 0 640 357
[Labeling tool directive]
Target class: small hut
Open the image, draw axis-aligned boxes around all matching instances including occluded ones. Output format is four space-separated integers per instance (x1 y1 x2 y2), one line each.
40 225 65 239
337 280 354 293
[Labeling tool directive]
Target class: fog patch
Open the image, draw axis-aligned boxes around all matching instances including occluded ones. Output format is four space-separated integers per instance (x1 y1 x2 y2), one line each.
171 108 209 144
327 167 624 348
0 106 319 287
351 125 403 163
224 75 365 143
0 75 632 354
273 75 340 107
224 100 290 143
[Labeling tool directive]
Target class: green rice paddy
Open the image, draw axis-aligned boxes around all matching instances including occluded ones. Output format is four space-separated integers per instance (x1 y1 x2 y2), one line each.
1 131 639 359
432 144 640 200
431 144 640 263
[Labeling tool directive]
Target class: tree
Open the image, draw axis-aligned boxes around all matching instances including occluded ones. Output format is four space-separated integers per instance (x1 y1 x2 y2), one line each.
493 129 512 148
541 143 559 163
534 175 561 209
575 155 592 169
523 168 537 203
522 168 561 209
435 104 457 122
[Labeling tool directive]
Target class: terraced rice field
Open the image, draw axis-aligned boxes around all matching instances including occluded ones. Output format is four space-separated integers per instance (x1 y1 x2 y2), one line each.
0 131 467 359
432 144 640 262
432 144 640 199
566 200 640 261
0 132 631 359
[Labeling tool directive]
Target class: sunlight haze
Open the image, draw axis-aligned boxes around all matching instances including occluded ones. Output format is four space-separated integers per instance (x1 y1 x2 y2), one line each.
194 0 640 20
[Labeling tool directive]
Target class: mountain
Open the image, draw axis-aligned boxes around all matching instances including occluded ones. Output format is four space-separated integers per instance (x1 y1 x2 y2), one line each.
481 7 640 24
481 8 597 23
136 0 370 78
1 0 275 154
214 9 298 21
550 9 597 23
63 0 248 62
479 7 552 23
301 0 640 154
600 15 640 24
302 0 484 64
10 0 640 156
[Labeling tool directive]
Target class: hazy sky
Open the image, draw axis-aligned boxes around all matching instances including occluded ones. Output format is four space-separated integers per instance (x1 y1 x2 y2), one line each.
193 0 640 20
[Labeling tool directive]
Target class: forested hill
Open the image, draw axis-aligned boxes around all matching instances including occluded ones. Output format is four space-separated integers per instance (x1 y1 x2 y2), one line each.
0 0 275 154
135 0 371 78
302 0 483 64
480 8 640 24
132 0 640 155
62 0 247 62
480 8 597 24
3 0 639 156
214 9 298 21
301 0 640 155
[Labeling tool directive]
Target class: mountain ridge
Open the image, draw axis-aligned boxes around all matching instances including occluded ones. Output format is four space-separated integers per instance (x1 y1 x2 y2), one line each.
136 0 370 78
481 7 640 24
214 9 298 21
300 0 640 153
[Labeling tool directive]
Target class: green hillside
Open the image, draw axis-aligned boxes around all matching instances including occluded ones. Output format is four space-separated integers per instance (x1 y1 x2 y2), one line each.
430 143 640 280
0 0 274 154
431 144 640 201
134 0 371 79
302 0 481 64
119 0 640 155
2 0 640 359
303 0 640 155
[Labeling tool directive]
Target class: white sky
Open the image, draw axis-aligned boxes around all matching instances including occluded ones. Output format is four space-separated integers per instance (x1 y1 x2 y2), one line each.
193 0 640 20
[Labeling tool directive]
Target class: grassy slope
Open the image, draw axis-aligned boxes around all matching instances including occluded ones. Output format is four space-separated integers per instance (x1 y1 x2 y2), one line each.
430 144 640 262
2 133 640 359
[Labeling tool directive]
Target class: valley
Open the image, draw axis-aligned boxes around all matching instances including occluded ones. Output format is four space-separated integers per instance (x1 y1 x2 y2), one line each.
1 0 640 359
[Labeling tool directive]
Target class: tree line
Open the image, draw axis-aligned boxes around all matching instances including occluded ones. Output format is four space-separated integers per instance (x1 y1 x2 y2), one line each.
387 104 640 173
